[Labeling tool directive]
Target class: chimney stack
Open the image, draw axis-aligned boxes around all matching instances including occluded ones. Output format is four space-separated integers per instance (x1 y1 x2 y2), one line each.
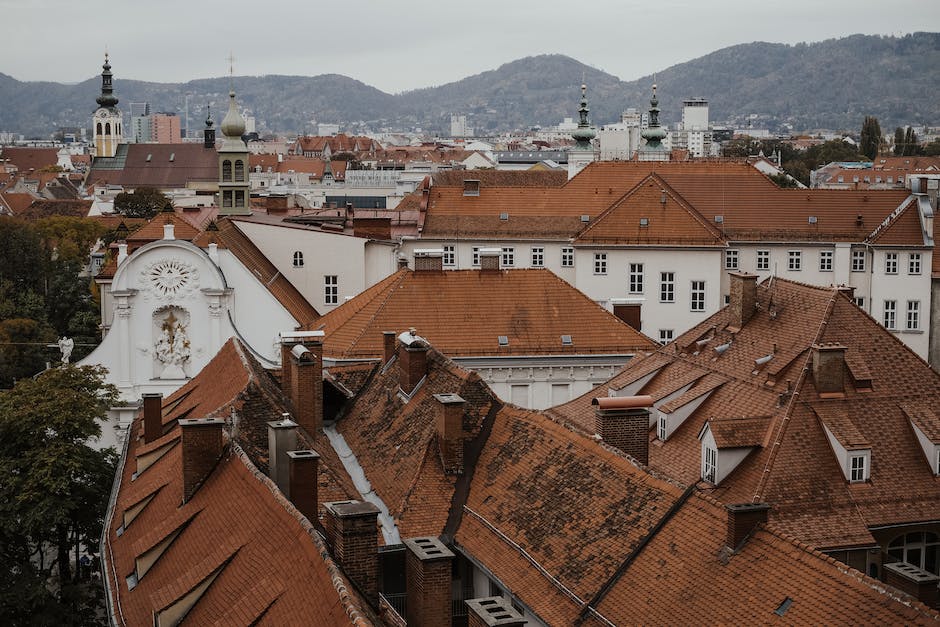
479 247 501 272
279 330 325 398
179 417 225 503
398 329 429 396
404 536 455 627
397 254 409 270
267 416 298 495
592 396 653 465
117 242 128 266
883 562 940 609
433 394 466 474
290 342 323 434
414 249 444 272
383 331 397 365
466 597 527 627
287 449 320 523
163 222 175 240
812 343 846 396
323 500 380 602
725 503 771 551
142 392 163 443
728 271 758 330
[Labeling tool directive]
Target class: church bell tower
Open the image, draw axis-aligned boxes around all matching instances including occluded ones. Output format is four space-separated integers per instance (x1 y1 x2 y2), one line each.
92 54 123 158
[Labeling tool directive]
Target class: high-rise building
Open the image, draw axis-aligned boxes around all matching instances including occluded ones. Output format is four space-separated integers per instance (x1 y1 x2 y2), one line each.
670 98 712 157
92 54 123 157
151 112 182 143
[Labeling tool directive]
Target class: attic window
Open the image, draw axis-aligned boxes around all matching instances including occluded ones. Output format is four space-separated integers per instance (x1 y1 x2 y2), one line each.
561 334 572 346
146 153 152 162
808 216 817 224
639 217 649 227
714 215 723 223
497 335 509 347
580 214 590 223
850 454 866 482
463 179 480 196
499 212 509 221
774 598 793 617
169 153 175 162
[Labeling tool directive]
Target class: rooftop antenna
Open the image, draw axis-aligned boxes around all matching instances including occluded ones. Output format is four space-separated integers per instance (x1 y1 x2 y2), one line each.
227 51 235 90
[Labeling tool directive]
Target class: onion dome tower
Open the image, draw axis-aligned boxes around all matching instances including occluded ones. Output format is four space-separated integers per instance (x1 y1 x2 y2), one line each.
203 103 216 149
217 80 251 215
92 54 123 158
568 83 598 179
639 84 669 161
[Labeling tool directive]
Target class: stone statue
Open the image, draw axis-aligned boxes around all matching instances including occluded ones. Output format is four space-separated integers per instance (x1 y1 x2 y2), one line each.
57 336 74 364
154 311 191 378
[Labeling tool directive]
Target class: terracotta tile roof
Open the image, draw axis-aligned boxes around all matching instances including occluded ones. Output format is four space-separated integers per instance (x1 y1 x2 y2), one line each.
215 218 319 327
311 268 655 358
707 415 773 449
104 338 373 626
0 192 36 216
431 170 567 188
813 405 871 449
872 156 940 171
0 147 59 172
87 144 218 189
549 277 940 550
126 211 201 247
901 403 940 442
13 198 92 220
868 198 926 245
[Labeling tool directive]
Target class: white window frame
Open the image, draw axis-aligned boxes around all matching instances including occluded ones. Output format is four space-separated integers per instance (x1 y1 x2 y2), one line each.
324 275 338 305
885 252 898 275
660 272 675 303
787 250 802 271
725 249 739 270
853 296 865 309
501 247 514 267
819 250 833 272
530 247 544 268
907 300 920 330
658 329 673 345
442 245 455 267
703 445 717 483
472 246 481 267
691 280 706 312
756 250 770 271
849 454 866 483
594 253 607 275
883 300 897 330
657 413 668 441
561 247 574 268
292 251 304 268
851 249 866 272
629 263 644 293
909 253 922 275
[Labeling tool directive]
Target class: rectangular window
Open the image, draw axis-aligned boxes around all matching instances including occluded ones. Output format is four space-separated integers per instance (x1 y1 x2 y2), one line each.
853 296 865 308
691 281 706 312
561 247 574 267
658 329 673 344
850 455 866 483
756 250 770 271
851 249 866 272
501 247 514 267
530 247 544 267
324 275 338 305
442 245 455 267
907 300 920 330
472 247 480 266
660 272 675 302
788 250 802 271
594 253 607 275
885 252 898 274
657 413 668 441
883 300 896 330
909 253 922 275
703 446 717 483
725 249 739 270
629 263 644 293
819 250 833 272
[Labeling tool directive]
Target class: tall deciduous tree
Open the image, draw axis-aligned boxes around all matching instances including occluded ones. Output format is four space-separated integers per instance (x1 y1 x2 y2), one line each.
0 365 118 624
859 116 881 160
114 186 170 219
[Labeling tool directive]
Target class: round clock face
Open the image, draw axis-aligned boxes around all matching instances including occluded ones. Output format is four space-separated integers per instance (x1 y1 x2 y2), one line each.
147 260 193 297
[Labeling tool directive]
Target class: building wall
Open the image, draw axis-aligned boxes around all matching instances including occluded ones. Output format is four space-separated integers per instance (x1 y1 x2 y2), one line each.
151 113 182 144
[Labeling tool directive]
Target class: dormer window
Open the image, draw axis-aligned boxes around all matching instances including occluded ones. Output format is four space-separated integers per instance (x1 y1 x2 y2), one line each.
849 454 866 482
703 445 717 483
815 406 871 483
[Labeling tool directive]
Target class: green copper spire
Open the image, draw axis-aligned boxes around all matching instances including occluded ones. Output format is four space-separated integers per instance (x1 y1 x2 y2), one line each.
571 83 596 150
641 83 667 149
95 53 119 110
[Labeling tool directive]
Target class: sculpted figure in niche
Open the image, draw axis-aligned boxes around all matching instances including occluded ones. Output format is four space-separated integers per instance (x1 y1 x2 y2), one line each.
154 310 191 378
58 336 74 364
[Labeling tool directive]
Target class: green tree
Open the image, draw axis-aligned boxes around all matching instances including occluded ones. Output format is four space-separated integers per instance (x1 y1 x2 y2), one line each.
859 116 881 160
0 365 118 624
894 127 905 156
114 186 170 219
925 140 940 156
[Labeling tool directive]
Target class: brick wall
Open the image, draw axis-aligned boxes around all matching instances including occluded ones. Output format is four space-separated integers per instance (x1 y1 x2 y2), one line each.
142 392 163 443
812 343 846 394
179 418 224 503
728 271 757 329
290 343 323 435
594 408 650 465
287 450 319 523
383 331 397 365
405 537 454 627
400 345 428 394
725 503 771 550
324 501 380 603
436 396 465 474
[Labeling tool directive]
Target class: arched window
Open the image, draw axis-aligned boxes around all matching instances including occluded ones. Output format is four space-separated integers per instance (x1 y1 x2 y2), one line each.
888 531 939 574
292 251 304 268
105 122 111 135
96 122 102 136
222 160 232 182
234 159 245 182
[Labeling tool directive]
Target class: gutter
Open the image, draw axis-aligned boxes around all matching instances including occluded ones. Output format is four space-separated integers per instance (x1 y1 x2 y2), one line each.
100 419 134 626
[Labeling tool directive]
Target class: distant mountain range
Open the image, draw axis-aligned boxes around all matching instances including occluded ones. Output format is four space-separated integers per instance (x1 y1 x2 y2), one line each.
1 33 938 137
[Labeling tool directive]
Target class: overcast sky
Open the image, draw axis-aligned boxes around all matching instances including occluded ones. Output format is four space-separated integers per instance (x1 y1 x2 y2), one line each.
2 0 937 93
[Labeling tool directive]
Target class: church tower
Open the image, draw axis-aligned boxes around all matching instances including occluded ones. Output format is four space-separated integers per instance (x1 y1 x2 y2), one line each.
203 104 216 149
217 87 250 215
92 54 123 158
638 84 669 162
567 83 597 179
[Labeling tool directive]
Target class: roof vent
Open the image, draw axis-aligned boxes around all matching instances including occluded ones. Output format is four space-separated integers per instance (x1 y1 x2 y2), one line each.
146 153 152 162
169 153 175 162
639 217 649 227
497 335 509 347
580 214 590 223
561 334 573 346
808 216 817 224
714 341 731 355
714 215 724 223
499 212 509 221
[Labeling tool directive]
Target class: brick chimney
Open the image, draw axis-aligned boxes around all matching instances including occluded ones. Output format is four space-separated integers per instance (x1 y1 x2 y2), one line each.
289 342 323 435
883 562 940 608
592 396 653 465
323 500 380 602
398 329 429 396
728 271 758 330
725 503 771 551
397 254 409 270
433 394 465 474
279 330 325 398
414 249 444 272
267 416 298 495
812 343 846 396
466 597 527 627
404 536 455 627
383 331 397 365
179 418 225 503
286 449 320 524
479 247 501 272
142 392 163 443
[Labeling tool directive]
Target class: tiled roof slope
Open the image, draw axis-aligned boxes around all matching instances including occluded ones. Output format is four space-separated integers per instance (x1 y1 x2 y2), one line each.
104 339 372 626
549 277 940 550
0 147 59 172
431 170 567 188
87 144 218 189
14 199 92 220
336 348 499 538
592 494 940 626
311 268 656 358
